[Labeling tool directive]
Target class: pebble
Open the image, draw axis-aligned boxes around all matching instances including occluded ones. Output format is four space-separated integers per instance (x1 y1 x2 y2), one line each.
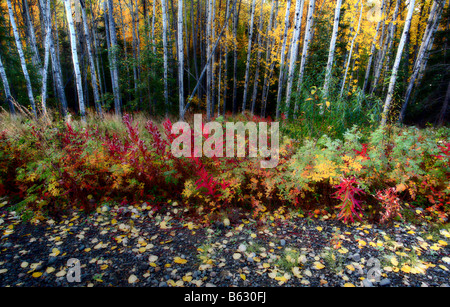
351 253 361 262
379 278 391 287
280 239 286 246
362 279 373 287
238 244 246 252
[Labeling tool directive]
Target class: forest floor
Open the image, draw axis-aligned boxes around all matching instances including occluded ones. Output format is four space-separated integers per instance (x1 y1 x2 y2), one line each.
1 201 449 287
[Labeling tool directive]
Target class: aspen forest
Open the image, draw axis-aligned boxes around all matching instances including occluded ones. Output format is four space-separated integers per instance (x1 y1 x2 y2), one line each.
0 0 449 288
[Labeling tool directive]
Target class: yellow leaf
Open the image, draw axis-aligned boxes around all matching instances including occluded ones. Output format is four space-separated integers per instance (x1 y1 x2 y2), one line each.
314 262 325 270
344 283 355 287
51 248 60 256
240 274 246 281
325 101 330 108
338 248 349 254
32 272 43 278
316 226 323 232
401 265 411 273
438 240 448 246
183 275 193 282
263 263 270 269
174 257 188 264
391 257 399 266
346 264 355 271
439 265 448 271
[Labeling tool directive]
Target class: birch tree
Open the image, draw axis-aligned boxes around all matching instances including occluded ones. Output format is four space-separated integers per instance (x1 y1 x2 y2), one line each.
0 54 15 115
399 0 444 123
295 0 315 101
7 0 37 118
241 0 257 113
232 0 243 114
22 0 42 75
275 0 292 119
106 0 122 116
323 0 343 99
178 0 185 119
371 0 401 95
39 0 51 117
381 0 416 126
284 0 305 119
49 1 68 117
81 0 102 116
206 0 213 120
161 0 169 115
64 0 86 121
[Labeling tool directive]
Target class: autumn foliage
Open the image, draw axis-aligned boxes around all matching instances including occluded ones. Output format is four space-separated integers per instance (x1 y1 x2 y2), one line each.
0 114 448 225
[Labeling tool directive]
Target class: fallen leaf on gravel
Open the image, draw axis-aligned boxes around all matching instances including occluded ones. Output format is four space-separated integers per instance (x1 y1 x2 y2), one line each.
438 240 447 246
344 283 355 287
316 226 323 232
0 269 8 274
442 257 450 264
174 257 188 264
32 272 43 278
128 274 138 284
21 262 29 268
240 274 246 281
391 257 399 266
338 248 348 254
233 253 241 260
50 248 60 256
148 255 158 262
55 270 66 277
46 267 55 274
439 265 448 271
313 262 325 270
401 265 411 273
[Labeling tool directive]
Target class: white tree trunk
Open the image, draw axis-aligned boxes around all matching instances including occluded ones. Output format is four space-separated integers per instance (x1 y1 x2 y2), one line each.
39 0 51 117
399 0 444 122
0 54 15 115
81 0 102 117
323 0 343 99
7 0 37 118
275 0 292 119
161 0 169 116
371 0 401 95
22 0 42 76
178 0 185 119
381 0 416 126
284 0 305 118
241 0 257 113
64 0 86 121
295 0 315 96
106 0 122 116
